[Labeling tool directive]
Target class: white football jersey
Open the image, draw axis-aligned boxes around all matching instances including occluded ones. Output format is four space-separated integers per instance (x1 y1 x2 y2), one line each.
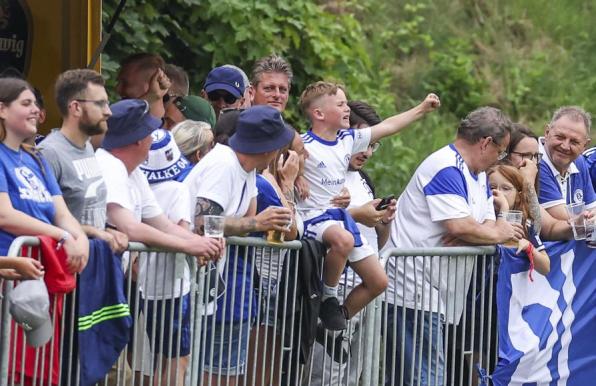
298 127 371 215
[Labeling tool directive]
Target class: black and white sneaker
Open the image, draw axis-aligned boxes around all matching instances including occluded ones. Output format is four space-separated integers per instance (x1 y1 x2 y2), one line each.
319 297 347 331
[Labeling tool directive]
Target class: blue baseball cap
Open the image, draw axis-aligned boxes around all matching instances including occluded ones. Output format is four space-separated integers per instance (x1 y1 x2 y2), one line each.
204 66 245 98
229 105 294 154
102 99 161 150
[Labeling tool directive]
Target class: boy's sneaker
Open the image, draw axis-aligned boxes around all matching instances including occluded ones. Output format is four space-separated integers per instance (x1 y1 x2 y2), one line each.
319 297 347 331
316 323 350 364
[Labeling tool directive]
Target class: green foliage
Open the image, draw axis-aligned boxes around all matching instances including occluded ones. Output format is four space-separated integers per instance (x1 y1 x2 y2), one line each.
102 0 395 128
103 0 596 197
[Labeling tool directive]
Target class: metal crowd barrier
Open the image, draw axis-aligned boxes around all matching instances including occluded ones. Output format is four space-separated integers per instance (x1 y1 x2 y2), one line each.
377 246 498 386
1 236 497 386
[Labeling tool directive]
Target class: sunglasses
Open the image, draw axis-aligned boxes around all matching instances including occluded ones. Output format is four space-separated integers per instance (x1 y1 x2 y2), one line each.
207 90 238 105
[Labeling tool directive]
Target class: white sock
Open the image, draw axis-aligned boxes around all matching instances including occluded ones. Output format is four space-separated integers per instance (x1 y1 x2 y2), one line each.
322 284 338 301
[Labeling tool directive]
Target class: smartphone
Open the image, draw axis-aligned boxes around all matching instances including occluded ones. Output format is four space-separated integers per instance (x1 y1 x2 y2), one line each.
376 195 395 210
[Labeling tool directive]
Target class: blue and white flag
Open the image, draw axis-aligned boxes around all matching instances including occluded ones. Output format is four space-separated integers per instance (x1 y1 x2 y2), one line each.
491 241 596 385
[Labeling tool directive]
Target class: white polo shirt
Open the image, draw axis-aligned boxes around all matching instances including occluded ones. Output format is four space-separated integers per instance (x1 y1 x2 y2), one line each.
382 144 494 324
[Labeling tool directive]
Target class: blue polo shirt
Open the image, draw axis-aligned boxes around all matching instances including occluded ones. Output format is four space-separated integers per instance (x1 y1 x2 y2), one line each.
538 138 596 209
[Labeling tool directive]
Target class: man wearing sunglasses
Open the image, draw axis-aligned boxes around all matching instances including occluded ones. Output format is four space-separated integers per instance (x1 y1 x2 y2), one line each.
201 66 246 118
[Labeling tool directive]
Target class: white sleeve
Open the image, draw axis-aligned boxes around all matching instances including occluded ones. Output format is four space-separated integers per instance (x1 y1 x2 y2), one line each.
100 155 134 211
168 184 192 224
194 160 234 212
426 195 471 222
351 127 372 155
247 172 258 200
483 196 496 222
132 169 163 219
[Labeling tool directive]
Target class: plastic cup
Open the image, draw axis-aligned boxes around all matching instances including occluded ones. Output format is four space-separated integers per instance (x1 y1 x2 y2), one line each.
204 215 225 238
586 218 596 248
505 210 523 225
566 202 586 240
501 210 522 247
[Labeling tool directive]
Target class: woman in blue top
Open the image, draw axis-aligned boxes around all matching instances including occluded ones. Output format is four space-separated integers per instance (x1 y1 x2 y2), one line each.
0 78 88 273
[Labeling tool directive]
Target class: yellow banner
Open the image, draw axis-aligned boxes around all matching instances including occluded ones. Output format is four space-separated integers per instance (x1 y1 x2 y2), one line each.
0 0 101 134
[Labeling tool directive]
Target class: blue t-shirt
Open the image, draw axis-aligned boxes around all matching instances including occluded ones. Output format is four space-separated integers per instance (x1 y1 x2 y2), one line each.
538 153 596 208
254 174 283 237
216 175 285 323
0 143 61 255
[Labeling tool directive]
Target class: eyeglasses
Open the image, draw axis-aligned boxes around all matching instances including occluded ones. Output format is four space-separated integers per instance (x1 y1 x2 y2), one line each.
207 90 238 105
510 151 542 163
497 150 508 161
368 142 381 152
486 136 508 160
74 99 109 109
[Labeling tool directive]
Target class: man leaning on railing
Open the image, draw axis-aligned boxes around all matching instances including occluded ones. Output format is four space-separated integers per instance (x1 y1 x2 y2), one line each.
382 107 523 386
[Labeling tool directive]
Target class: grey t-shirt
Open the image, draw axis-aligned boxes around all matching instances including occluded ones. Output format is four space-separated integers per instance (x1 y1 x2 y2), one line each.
39 131 107 229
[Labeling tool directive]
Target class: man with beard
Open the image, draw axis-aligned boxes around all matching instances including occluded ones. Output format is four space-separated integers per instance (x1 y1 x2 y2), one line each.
39 69 128 252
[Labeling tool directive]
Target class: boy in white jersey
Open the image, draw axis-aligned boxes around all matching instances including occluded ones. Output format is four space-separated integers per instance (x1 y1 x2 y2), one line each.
298 81 440 330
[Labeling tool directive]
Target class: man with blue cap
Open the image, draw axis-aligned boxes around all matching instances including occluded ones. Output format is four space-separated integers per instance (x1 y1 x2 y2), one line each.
95 99 223 262
183 105 295 382
201 65 246 118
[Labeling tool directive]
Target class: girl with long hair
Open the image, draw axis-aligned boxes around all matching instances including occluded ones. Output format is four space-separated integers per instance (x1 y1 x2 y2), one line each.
488 164 550 275
0 77 88 272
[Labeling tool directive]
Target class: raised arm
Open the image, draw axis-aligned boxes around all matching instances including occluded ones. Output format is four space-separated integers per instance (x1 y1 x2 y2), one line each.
369 93 440 143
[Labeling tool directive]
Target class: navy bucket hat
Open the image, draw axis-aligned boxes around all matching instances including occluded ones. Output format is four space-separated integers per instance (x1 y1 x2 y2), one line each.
228 105 294 154
102 99 161 150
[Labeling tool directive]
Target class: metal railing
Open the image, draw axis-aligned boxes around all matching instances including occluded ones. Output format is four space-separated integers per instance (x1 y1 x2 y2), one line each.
377 246 498 386
1 237 498 386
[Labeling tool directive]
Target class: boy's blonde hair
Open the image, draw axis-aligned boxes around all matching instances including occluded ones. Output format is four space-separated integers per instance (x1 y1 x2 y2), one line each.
299 81 346 118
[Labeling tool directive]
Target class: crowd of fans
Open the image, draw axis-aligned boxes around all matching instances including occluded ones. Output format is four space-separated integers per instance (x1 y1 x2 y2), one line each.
0 52 593 386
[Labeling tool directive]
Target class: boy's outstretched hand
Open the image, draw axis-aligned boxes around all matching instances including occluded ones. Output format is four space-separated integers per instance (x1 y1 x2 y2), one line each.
420 93 441 113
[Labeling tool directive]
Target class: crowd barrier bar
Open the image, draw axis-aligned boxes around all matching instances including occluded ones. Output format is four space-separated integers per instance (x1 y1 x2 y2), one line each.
2 236 498 386
1 236 309 386
375 246 497 386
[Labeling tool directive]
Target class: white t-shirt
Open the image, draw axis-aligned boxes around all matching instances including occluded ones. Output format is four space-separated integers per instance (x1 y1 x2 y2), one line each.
340 170 380 289
96 148 163 222
382 144 495 324
344 170 379 253
298 128 371 217
139 180 192 299
184 144 257 222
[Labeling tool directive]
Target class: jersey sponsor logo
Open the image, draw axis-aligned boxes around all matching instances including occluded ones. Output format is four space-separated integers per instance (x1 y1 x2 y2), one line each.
321 177 345 187
317 161 326 169
72 157 103 181
85 178 105 199
15 166 53 203
573 189 583 203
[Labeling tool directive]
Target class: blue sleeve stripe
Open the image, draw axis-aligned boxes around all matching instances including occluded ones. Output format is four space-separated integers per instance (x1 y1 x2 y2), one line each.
486 177 492 199
423 166 468 201
337 129 354 140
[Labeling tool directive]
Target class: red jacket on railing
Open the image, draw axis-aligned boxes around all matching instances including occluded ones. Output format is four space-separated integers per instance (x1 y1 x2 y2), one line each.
9 236 76 386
